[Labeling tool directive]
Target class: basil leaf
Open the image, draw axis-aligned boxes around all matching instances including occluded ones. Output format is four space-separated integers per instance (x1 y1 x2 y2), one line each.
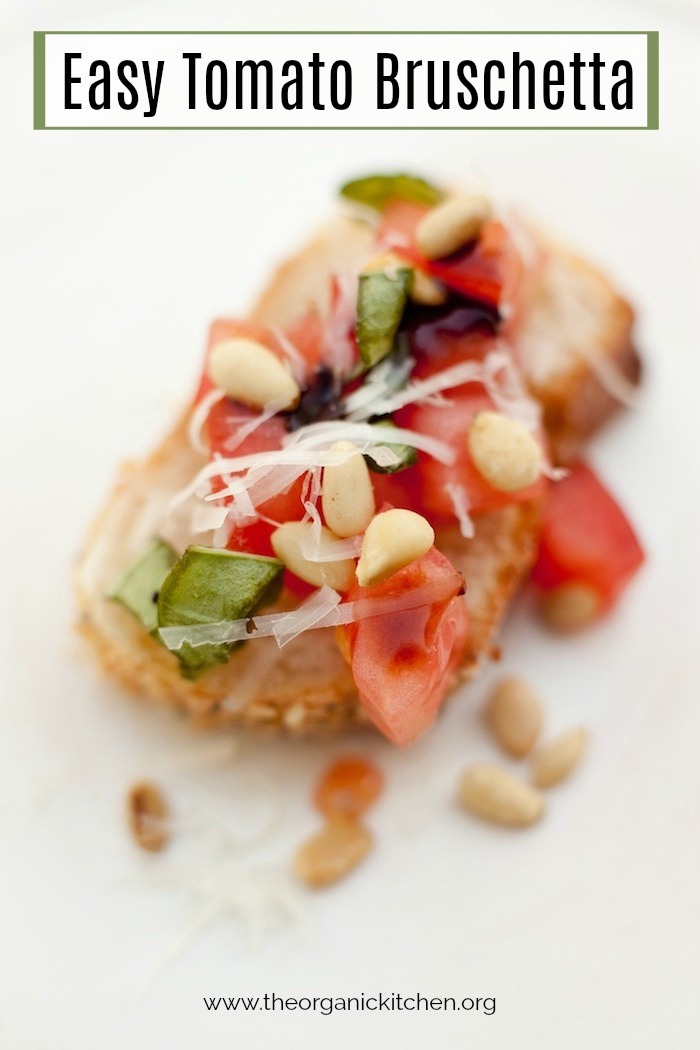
365 421 419 475
357 269 413 369
340 173 443 212
109 539 177 634
157 547 283 679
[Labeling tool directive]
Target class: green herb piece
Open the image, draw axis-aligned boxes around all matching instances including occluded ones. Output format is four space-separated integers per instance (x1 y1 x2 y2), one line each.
157 547 283 679
357 269 413 369
340 173 443 212
365 420 419 475
109 539 177 634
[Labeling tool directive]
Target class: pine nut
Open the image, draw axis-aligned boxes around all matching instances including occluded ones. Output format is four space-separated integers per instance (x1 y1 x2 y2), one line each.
293 816 372 888
458 764 545 828
322 440 376 538
410 268 448 306
486 676 543 757
467 411 542 493
362 251 446 306
126 780 169 852
532 728 588 788
540 584 600 631
271 521 355 592
208 337 301 411
356 508 435 587
416 193 493 260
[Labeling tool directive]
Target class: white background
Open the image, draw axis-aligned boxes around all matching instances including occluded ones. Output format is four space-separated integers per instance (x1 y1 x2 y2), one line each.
42 32 649 128
1 0 699 1048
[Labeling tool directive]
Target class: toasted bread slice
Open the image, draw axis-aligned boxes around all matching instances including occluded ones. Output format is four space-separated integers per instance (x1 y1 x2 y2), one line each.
76 215 637 734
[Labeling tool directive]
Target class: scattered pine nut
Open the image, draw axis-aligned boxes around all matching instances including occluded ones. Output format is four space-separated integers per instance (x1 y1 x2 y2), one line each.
540 584 601 631
458 764 545 828
208 337 301 411
322 440 376 538
486 676 543 757
468 411 542 493
271 521 355 592
532 728 588 789
126 780 169 852
416 193 492 260
293 817 373 888
356 508 434 587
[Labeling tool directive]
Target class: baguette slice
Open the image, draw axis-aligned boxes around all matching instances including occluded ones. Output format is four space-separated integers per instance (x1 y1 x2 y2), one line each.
76 215 638 734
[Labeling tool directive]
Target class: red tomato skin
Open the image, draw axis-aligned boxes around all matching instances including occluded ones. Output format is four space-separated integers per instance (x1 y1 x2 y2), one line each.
282 311 325 375
282 570 317 600
377 201 523 311
206 400 306 524
396 392 548 519
196 319 281 401
369 467 424 515
225 519 275 558
341 548 469 747
196 313 322 404
531 461 645 607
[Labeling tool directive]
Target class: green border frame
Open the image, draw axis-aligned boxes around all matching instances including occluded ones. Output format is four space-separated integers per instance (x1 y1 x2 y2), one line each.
33 30 659 131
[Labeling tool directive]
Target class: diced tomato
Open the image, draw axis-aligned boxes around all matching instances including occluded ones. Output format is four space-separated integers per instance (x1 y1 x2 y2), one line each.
340 547 469 747
407 310 496 379
531 461 644 610
196 316 324 525
225 518 275 558
369 466 424 515
195 319 281 401
396 390 548 520
205 399 306 524
282 569 317 600
284 310 325 375
377 200 523 312
196 314 324 405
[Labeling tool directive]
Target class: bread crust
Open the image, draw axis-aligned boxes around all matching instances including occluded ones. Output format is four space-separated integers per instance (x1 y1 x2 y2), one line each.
516 243 640 463
75 212 636 735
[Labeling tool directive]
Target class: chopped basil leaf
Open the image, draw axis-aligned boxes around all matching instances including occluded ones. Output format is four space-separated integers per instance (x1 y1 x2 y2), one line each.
157 547 283 679
357 269 413 369
365 421 419 475
340 173 443 212
109 539 177 634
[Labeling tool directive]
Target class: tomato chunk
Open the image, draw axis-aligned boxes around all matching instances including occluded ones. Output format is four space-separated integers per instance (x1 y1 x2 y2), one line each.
377 200 523 311
206 399 306 525
397 390 548 520
196 319 282 401
196 319 318 527
341 547 469 747
196 314 323 403
531 461 644 610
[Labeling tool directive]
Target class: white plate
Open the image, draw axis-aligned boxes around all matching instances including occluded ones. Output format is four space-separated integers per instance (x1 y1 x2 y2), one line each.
1 2 698 1047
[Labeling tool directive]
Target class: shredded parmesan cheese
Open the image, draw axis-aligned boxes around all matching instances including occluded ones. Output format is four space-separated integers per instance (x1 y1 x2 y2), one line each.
159 578 460 652
445 482 475 539
187 388 224 454
269 325 308 383
300 503 363 563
